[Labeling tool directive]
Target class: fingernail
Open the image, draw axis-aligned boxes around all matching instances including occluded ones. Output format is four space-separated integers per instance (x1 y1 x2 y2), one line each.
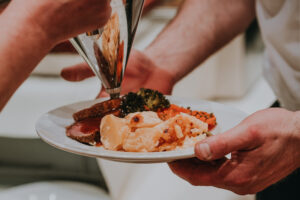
196 143 212 160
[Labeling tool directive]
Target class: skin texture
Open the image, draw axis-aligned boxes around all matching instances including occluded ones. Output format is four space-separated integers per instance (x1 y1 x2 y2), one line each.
169 109 300 195
0 0 111 111
61 0 300 194
61 0 255 90
61 49 175 97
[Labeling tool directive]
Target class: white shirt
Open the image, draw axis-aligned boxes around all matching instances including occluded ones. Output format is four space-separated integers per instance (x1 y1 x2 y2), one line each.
256 0 300 111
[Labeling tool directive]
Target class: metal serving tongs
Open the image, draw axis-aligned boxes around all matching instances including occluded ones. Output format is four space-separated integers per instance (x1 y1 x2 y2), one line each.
70 0 145 99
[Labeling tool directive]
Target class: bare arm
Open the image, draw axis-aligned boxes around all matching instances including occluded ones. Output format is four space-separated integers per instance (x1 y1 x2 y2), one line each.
0 3 52 111
61 0 256 95
0 0 111 111
145 0 255 82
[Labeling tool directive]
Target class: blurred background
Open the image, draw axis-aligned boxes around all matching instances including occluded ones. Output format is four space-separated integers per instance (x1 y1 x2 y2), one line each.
0 0 275 199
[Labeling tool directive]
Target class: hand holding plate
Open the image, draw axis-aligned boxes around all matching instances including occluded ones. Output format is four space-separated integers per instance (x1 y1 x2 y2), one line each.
169 108 300 194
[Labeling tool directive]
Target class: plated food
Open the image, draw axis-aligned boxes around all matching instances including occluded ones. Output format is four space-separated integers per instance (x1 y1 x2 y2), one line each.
36 96 246 162
66 89 217 152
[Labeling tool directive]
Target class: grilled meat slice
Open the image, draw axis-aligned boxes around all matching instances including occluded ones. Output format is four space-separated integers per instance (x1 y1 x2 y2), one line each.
66 117 102 145
67 109 122 145
73 98 122 122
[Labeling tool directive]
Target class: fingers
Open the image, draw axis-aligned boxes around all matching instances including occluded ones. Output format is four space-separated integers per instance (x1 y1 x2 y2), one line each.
195 123 262 161
61 63 94 81
168 158 227 186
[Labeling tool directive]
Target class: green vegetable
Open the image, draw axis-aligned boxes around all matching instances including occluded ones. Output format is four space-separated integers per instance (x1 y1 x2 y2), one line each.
120 88 170 116
137 88 170 111
120 92 146 116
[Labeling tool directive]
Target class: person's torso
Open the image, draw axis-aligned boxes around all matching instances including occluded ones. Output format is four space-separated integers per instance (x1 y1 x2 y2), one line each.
256 0 300 111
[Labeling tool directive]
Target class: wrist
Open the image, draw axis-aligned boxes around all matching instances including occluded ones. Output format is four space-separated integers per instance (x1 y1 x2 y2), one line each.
0 1 55 74
144 46 181 84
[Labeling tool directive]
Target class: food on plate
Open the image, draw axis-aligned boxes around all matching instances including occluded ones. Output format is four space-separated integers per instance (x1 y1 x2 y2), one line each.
120 88 170 116
101 111 208 152
66 88 217 152
157 104 217 131
72 98 121 122
100 114 130 150
100 111 162 151
66 117 102 145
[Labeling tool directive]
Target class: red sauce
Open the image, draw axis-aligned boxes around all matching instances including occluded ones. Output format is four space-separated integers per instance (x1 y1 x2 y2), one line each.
78 117 102 134
95 142 102 147
67 110 121 145
66 117 103 145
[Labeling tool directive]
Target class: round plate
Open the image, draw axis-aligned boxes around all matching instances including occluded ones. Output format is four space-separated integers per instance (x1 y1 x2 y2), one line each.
35 96 247 163
0 181 109 200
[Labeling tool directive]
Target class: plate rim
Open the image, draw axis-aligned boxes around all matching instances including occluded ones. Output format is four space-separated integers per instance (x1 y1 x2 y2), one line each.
36 96 247 163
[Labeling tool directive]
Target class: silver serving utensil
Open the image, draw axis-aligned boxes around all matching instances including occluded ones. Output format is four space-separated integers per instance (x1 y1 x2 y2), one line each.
70 0 144 99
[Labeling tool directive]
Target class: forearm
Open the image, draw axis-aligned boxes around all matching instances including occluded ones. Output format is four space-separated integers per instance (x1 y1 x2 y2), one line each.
0 2 53 111
145 0 255 82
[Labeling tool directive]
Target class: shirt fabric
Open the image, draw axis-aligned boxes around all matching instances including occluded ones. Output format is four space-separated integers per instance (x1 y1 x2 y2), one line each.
256 0 300 111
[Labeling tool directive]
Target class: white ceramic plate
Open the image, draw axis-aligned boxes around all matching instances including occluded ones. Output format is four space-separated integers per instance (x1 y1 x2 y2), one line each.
36 97 247 163
0 181 109 200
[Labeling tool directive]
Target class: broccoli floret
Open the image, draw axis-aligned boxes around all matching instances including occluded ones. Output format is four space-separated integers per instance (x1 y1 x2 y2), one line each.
137 88 170 111
120 88 171 117
120 92 146 116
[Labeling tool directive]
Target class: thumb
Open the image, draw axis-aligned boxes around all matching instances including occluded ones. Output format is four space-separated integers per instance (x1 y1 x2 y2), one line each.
194 124 260 161
61 63 94 81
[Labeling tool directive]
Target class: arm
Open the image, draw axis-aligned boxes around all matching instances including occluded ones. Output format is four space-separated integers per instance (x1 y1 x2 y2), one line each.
61 0 255 94
145 0 255 82
0 0 111 111
0 3 52 111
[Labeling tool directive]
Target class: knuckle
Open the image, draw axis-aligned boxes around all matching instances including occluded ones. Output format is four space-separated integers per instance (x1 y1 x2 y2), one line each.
247 124 262 142
217 138 229 155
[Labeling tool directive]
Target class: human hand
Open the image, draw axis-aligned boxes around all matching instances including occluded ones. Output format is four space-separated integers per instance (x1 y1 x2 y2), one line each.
9 0 111 45
61 49 176 97
169 108 300 195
